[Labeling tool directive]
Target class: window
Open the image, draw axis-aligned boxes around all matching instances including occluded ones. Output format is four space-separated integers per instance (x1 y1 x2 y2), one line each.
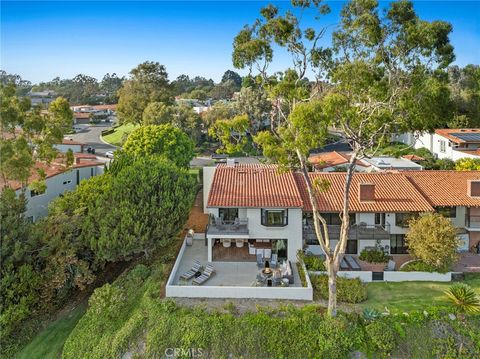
63 180 72 185
436 206 456 218
390 234 408 254
261 209 288 226
395 213 417 228
90 168 94 177
30 189 45 197
375 213 386 226
318 213 356 225
439 140 446 153
76 170 80 185
219 208 239 222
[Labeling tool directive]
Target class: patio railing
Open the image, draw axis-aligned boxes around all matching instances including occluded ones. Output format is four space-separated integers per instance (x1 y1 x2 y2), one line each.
303 223 391 243
465 215 480 228
206 216 249 235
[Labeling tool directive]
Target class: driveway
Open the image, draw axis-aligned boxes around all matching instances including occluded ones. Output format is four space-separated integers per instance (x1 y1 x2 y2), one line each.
67 122 116 156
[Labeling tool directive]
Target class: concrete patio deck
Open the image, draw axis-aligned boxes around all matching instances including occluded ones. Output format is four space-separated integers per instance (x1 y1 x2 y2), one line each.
171 237 303 287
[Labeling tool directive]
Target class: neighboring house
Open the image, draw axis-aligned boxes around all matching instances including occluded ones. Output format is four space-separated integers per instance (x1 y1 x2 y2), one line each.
1 154 104 221
72 104 117 124
395 129 480 161
308 151 423 172
27 90 56 106
203 164 480 259
53 139 86 153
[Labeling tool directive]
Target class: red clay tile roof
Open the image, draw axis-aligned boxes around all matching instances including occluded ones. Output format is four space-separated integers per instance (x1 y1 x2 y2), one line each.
402 154 425 161
405 171 480 207
308 151 369 169
62 138 86 146
207 164 304 208
295 172 434 213
1 154 103 191
74 112 91 119
435 129 480 144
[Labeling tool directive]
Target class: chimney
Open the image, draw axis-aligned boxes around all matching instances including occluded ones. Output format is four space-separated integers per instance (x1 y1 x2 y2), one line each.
75 157 81 164
468 180 480 197
226 158 236 167
359 183 375 202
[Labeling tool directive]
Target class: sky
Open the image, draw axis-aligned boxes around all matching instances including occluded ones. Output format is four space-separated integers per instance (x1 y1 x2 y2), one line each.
1 1 479 84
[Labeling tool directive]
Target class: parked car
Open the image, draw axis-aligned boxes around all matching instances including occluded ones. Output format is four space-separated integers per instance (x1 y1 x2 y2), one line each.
105 150 115 158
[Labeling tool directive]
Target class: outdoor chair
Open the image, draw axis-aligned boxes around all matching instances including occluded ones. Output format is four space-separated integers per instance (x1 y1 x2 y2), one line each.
233 217 240 229
345 255 361 270
256 252 264 268
179 259 202 280
193 264 215 285
272 270 282 286
215 217 224 229
385 259 396 271
270 253 278 268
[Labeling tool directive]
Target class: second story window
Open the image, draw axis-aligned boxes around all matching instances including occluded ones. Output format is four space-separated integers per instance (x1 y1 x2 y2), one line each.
219 208 238 222
439 140 446 153
261 209 288 227
436 206 456 218
395 213 417 228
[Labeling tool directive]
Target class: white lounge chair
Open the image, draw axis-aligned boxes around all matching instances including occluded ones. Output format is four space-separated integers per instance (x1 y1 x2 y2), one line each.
193 264 215 285
179 259 201 280
385 259 396 271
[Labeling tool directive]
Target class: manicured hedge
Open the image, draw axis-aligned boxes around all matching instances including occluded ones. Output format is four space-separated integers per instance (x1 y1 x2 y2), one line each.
310 274 368 303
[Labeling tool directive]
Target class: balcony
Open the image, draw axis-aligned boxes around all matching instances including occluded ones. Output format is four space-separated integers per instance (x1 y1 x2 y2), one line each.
206 216 249 236
303 223 391 242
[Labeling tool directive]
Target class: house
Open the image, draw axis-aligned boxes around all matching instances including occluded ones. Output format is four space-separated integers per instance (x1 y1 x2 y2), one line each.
308 151 423 172
1 153 104 221
27 90 56 106
204 163 480 256
53 138 86 153
396 129 480 161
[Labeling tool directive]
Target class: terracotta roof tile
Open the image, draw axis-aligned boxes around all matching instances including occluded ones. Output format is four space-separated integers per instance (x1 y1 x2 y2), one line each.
207 164 303 208
402 154 425 161
296 172 433 212
308 151 369 169
405 171 480 207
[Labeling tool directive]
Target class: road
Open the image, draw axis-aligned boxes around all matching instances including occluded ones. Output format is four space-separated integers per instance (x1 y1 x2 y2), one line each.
67 122 116 156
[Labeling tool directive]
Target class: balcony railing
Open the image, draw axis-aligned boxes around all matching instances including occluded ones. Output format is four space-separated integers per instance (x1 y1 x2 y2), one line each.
303 223 391 243
465 215 480 228
206 216 249 236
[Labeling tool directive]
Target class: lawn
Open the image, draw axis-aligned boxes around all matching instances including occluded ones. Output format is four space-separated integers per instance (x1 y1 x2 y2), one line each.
357 273 480 312
18 302 87 359
101 123 138 146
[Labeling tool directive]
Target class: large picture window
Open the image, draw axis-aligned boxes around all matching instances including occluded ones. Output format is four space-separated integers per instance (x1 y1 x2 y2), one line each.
395 213 417 228
390 234 408 254
436 206 456 218
261 209 288 226
219 208 239 222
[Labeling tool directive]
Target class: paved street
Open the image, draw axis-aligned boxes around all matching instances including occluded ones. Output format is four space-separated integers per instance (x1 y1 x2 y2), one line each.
66 122 116 156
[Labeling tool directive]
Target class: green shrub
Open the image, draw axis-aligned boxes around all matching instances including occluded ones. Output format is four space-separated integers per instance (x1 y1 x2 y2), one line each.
311 275 368 303
365 320 397 355
297 250 326 271
400 260 444 273
444 283 480 314
359 248 390 264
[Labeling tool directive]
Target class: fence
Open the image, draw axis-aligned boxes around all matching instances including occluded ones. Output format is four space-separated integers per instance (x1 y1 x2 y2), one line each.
308 270 452 283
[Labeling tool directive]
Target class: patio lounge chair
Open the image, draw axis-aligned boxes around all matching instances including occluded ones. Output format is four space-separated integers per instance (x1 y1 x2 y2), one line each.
340 258 349 270
270 253 278 268
385 259 396 271
179 259 201 280
256 252 264 268
272 270 282 286
345 255 361 270
193 264 215 285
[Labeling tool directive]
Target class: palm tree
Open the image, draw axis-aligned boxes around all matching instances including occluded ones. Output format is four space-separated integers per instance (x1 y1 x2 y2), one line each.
444 283 480 314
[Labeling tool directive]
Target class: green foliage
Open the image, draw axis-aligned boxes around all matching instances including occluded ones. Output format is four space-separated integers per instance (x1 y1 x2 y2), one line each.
406 213 458 270
208 114 251 155
141 101 172 125
455 157 480 171
117 61 173 125
400 260 440 273
311 275 368 303
297 251 326 271
123 124 195 168
444 283 480 314
365 319 398 355
359 248 390 264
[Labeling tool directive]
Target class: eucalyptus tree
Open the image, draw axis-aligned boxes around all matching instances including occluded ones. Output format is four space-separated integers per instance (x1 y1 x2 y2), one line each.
233 0 454 315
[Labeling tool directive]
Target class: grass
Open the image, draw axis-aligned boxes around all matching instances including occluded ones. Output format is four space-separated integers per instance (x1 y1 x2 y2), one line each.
357 273 480 312
101 123 138 146
18 302 87 359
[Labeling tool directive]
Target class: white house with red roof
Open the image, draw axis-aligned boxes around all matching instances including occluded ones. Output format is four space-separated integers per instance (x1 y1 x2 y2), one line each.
398 129 480 161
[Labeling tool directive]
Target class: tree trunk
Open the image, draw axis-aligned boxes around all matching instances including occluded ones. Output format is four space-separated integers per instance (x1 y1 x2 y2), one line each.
326 257 338 316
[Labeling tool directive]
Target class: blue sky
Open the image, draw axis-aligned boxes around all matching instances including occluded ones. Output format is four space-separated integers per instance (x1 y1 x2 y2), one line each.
1 1 479 83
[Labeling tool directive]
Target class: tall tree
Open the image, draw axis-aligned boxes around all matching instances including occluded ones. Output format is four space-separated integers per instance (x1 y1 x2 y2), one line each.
235 86 272 133
233 0 453 315
123 124 195 168
100 73 124 104
221 70 242 89
117 61 173 124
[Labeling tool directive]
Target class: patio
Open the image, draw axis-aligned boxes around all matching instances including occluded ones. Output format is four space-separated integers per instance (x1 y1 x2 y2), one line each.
170 238 303 287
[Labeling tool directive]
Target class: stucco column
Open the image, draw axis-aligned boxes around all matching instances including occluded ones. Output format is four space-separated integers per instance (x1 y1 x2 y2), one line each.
207 237 213 262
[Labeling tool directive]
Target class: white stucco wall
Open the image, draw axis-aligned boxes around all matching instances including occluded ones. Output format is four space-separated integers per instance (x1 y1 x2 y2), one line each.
202 166 216 213
18 165 102 221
